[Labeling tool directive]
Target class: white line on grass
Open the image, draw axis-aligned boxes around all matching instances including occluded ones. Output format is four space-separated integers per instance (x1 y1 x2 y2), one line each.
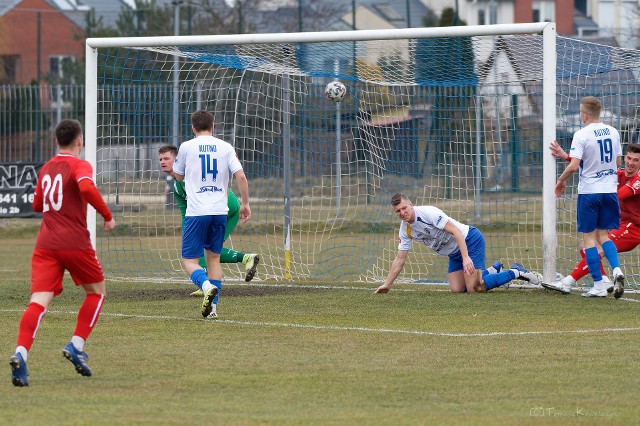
1 308 639 337
224 283 452 292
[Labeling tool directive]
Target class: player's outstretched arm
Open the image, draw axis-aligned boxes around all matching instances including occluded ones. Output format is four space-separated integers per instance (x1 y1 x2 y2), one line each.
549 140 569 161
375 250 408 294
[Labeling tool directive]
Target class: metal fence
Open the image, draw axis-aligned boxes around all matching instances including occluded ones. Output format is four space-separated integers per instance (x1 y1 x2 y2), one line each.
0 84 85 162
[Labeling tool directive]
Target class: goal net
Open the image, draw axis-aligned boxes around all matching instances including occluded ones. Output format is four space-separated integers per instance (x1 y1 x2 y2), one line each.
85 23 640 291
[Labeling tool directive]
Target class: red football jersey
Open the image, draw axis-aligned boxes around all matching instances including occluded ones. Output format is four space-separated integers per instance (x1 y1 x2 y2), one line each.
618 169 640 224
34 154 95 250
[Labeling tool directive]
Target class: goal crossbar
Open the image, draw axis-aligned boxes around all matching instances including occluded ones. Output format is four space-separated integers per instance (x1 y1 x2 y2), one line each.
86 23 550 49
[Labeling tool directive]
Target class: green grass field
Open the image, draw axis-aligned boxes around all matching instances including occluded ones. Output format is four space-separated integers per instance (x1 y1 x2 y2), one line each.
1 234 639 425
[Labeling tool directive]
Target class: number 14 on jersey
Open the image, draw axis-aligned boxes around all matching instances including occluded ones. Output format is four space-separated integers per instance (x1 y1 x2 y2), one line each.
199 154 218 181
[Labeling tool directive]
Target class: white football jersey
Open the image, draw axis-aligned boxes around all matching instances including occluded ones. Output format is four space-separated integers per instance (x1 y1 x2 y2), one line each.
173 135 243 216
398 206 469 256
569 122 621 194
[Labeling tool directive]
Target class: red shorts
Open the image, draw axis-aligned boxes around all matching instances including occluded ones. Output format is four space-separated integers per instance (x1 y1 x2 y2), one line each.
609 221 640 253
31 248 105 295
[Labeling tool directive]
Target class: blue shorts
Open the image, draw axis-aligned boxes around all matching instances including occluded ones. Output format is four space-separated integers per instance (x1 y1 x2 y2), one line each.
182 215 227 259
448 226 486 273
577 193 620 233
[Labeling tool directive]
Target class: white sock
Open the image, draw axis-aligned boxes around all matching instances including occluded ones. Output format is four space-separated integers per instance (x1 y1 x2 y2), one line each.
71 336 85 352
486 265 497 274
613 267 623 277
602 275 611 284
202 280 214 294
510 268 521 278
16 346 28 361
562 276 576 286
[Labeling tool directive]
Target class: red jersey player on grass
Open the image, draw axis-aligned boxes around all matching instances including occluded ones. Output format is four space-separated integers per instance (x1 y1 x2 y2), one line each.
9 119 116 387
545 140 640 297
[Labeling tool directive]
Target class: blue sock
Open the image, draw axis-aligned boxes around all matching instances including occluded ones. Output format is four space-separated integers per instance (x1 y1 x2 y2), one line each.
211 279 222 304
483 270 516 291
601 240 620 269
482 269 489 278
190 269 209 290
585 247 603 281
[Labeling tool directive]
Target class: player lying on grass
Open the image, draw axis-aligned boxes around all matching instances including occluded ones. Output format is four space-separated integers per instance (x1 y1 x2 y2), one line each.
9 119 116 387
159 145 259 299
543 140 640 297
374 193 542 294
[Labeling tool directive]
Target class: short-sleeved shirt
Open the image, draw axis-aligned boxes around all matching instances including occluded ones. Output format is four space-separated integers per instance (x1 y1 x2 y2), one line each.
397 206 469 256
173 135 243 216
619 170 640 224
569 122 621 194
173 180 240 220
34 154 95 250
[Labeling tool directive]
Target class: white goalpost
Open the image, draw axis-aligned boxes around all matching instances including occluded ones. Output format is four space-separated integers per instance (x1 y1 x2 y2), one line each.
84 23 640 291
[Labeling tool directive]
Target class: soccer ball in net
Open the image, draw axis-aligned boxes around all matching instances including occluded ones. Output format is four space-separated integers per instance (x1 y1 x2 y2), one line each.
324 81 347 103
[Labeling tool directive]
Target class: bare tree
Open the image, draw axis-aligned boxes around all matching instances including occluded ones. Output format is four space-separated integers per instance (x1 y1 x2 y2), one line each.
190 0 347 35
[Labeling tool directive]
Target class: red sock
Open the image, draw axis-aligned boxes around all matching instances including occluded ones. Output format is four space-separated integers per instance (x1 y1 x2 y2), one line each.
17 302 46 351
74 293 105 340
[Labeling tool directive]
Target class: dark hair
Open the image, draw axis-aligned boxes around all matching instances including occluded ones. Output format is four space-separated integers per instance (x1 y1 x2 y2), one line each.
159 144 178 156
55 119 82 147
191 110 214 132
391 193 410 206
627 143 640 154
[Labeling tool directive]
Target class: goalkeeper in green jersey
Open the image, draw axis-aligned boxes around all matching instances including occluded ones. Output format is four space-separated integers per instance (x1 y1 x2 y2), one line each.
158 145 259 296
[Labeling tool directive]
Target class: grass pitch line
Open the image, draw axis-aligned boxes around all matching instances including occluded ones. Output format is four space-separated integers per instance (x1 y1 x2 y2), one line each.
222 283 444 292
211 320 640 337
2 309 639 338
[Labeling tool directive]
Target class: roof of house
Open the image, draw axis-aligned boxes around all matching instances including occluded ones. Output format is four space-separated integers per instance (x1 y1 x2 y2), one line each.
0 0 22 16
342 0 430 30
480 34 640 120
0 0 131 28
59 0 134 29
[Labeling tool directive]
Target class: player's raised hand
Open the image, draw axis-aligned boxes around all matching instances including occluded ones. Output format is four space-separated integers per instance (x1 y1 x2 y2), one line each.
549 140 568 160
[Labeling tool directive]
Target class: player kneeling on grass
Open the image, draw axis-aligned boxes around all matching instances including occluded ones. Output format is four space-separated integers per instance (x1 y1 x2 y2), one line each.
374 193 542 294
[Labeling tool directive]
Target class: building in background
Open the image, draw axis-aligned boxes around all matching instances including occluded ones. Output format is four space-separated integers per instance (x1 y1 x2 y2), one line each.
448 0 639 48
0 0 85 84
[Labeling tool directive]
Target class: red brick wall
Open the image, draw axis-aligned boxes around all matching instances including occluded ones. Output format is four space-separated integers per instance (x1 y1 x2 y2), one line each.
515 0 575 35
0 0 84 83
555 0 574 35
514 0 533 23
